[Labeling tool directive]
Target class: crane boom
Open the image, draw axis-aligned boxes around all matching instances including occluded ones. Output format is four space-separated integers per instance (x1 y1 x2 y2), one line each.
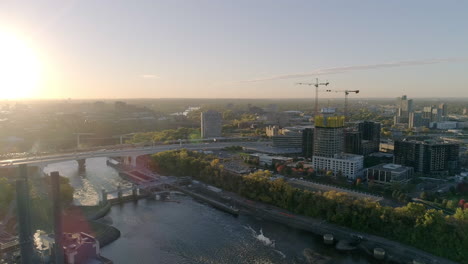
325 89 359 122
296 78 329 116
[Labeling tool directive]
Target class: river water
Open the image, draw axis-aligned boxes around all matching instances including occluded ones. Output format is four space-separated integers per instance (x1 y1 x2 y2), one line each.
44 157 374 264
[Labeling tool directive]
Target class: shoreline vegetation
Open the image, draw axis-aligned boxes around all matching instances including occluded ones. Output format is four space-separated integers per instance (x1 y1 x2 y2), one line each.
150 149 468 264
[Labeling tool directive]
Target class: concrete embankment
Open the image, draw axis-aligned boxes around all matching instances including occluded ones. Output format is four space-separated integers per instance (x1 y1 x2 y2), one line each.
199 190 458 264
77 203 121 248
90 221 121 248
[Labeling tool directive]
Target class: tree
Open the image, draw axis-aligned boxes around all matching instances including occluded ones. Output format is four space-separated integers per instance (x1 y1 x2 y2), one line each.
459 199 466 208
420 191 428 200
454 208 468 221
326 170 333 177
446 200 456 210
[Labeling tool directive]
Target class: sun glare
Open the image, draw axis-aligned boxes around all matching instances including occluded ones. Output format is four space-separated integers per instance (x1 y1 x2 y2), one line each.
0 29 41 99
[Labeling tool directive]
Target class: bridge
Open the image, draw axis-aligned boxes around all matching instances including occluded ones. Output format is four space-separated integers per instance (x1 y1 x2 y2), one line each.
102 176 177 205
0 141 278 169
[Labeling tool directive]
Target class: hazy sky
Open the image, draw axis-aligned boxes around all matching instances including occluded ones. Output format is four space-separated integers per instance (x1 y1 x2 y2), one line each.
1 0 467 99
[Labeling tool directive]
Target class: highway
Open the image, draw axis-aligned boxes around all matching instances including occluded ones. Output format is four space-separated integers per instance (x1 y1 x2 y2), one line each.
0 141 273 167
288 179 383 201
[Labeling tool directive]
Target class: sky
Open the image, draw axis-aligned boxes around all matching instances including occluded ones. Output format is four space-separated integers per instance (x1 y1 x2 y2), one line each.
0 0 467 99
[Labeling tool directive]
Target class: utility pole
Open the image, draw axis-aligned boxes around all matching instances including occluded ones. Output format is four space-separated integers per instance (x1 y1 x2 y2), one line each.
296 78 330 116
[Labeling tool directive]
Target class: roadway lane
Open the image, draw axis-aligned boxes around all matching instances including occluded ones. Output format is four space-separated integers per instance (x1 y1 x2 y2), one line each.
0 141 272 167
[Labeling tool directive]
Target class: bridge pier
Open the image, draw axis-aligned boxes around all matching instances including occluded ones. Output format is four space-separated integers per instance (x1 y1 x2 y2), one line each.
101 189 107 205
132 185 138 200
122 155 138 168
77 159 86 172
117 185 123 203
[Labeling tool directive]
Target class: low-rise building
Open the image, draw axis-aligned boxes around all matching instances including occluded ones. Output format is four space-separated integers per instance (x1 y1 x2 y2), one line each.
272 135 302 148
365 163 414 185
249 153 293 167
312 154 364 179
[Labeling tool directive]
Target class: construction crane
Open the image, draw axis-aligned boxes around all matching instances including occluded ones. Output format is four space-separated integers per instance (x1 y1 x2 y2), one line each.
296 78 330 116
325 89 359 122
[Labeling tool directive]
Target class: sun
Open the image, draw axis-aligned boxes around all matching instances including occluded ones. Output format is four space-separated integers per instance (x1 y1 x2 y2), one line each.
0 29 41 99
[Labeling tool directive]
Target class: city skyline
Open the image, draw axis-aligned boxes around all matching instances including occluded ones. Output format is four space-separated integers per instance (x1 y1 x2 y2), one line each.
1 0 467 99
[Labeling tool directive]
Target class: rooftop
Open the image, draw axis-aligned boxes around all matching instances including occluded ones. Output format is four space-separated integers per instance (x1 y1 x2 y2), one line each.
368 163 413 172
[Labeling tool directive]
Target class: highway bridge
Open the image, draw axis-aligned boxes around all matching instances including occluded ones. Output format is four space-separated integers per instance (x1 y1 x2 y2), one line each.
0 141 281 168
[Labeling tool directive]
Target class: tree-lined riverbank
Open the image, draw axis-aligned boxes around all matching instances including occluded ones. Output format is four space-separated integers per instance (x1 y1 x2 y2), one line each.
151 149 468 263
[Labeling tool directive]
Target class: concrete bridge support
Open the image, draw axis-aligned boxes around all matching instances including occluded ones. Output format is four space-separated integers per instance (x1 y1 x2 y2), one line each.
122 155 138 168
101 189 107 205
132 185 138 200
77 159 86 172
117 185 123 203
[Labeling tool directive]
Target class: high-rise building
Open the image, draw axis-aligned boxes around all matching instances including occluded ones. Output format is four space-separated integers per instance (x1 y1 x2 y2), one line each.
421 104 448 124
409 112 430 128
302 128 314 158
201 110 222 138
394 137 460 175
312 109 363 179
358 121 381 155
344 131 362 155
394 95 414 125
313 113 344 158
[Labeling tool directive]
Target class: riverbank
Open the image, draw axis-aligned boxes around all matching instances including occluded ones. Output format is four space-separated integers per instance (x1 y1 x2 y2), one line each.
181 180 457 264
74 203 121 248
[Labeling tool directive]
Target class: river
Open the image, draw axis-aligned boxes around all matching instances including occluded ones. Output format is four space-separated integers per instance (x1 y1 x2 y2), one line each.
44 157 375 264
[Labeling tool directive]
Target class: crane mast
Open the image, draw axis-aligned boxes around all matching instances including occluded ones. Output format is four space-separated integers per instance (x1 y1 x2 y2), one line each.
326 89 359 122
296 78 330 116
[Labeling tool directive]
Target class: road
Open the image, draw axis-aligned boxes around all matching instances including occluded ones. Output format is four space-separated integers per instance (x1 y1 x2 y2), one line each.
0 141 275 167
288 179 383 201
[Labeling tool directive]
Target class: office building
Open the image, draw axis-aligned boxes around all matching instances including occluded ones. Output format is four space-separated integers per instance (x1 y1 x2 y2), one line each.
358 121 381 155
272 135 302 148
394 137 460 175
394 95 414 125
201 110 222 138
344 130 362 155
409 112 430 128
421 104 448 124
302 128 314 158
365 163 414 185
312 154 364 179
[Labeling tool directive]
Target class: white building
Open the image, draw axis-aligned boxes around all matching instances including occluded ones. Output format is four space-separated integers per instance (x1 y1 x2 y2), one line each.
312 154 364 179
430 121 458 130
